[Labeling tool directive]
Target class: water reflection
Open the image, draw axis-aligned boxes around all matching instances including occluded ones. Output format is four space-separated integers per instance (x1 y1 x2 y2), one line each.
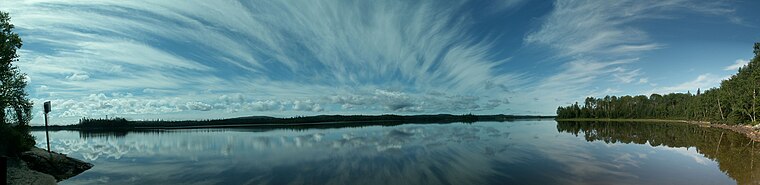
79 130 129 139
31 121 756 185
557 121 760 184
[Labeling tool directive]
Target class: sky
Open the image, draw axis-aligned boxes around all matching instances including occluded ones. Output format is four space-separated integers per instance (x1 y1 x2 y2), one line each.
2 0 760 125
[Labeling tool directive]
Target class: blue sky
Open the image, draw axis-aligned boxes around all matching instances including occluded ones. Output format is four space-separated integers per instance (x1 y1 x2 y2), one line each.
2 0 759 125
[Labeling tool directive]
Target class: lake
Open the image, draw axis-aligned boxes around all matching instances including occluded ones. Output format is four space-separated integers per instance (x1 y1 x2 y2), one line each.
32 120 759 185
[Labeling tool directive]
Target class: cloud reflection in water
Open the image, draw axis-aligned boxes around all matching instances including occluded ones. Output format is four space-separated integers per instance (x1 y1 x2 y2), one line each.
32 121 739 185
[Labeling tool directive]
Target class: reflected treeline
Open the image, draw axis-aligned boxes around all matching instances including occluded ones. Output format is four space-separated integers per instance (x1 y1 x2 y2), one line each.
557 121 760 184
79 130 128 139
78 129 174 139
74 121 497 139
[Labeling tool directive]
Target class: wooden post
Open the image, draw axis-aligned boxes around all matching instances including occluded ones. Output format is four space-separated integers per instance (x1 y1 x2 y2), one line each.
44 101 51 153
45 113 50 153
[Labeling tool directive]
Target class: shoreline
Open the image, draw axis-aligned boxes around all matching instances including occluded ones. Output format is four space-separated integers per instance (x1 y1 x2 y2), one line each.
33 116 556 131
6 147 93 185
556 118 760 142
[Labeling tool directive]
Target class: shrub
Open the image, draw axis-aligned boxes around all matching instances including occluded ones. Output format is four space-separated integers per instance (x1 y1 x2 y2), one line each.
0 123 35 156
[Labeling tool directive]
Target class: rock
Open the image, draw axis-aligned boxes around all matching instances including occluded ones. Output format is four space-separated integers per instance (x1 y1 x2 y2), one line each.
754 124 760 130
6 157 57 185
20 147 93 182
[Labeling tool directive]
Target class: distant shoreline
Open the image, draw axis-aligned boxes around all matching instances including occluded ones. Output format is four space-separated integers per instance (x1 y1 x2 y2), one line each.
32 114 556 131
556 118 760 142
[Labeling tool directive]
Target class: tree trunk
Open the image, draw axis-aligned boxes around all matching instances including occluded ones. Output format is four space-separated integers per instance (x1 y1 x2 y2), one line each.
754 89 757 122
717 98 725 120
753 88 757 123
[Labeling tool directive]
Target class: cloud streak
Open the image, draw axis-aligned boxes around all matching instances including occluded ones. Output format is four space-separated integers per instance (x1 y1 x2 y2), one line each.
2 0 529 124
518 0 743 113
648 73 729 95
724 59 749 71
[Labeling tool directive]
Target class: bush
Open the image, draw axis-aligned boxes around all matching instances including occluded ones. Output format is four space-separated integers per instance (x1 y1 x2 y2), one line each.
0 123 35 156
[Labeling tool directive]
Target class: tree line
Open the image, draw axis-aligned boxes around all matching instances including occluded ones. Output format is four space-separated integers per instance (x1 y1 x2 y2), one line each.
37 114 554 130
557 43 760 125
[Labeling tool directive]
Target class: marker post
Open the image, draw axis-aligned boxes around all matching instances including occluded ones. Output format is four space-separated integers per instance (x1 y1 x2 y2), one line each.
44 101 51 153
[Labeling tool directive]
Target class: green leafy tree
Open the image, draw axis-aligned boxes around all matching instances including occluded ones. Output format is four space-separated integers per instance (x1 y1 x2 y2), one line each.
0 11 34 155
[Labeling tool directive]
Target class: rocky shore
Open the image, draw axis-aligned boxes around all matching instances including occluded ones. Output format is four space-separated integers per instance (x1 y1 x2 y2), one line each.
5 147 92 185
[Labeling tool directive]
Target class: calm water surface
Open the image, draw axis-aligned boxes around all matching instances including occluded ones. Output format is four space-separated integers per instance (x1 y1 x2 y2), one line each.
32 121 760 185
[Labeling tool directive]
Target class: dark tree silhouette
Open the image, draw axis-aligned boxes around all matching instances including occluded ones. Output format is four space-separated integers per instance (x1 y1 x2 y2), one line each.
0 11 32 125
0 11 35 155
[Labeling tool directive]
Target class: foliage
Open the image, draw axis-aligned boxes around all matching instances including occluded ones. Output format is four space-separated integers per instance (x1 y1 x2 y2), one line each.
0 11 35 155
558 43 760 125
79 117 129 128
0 123 34 156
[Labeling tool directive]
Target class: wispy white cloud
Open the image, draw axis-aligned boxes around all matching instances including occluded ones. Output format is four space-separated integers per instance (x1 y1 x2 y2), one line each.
525 1 661 57
485 0 528 13
612 68 642 84
519 58 638 113
537 59 637 92
647 73 729 95
724 59 749 71
637 78 649 84
525 1 742 57
66 73 90 81
3 0 530 123
520 0 741 114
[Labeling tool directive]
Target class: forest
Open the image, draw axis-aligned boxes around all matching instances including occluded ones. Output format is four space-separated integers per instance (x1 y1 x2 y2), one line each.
557 43 760 125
